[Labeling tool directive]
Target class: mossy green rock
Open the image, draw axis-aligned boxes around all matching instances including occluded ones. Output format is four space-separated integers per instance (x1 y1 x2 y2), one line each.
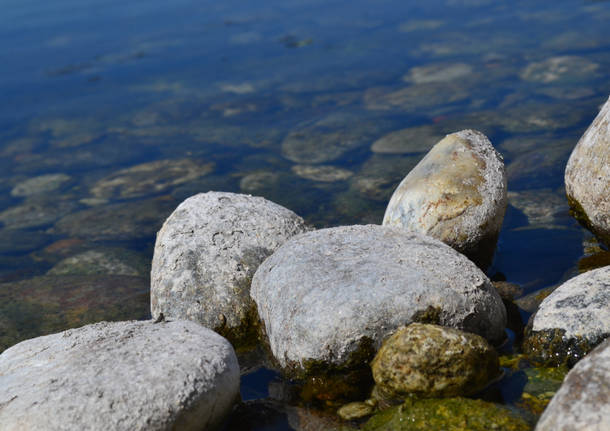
372 323 500 398
362 397 531 431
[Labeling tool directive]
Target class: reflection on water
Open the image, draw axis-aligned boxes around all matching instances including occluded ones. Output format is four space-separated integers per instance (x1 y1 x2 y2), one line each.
1 0 610 428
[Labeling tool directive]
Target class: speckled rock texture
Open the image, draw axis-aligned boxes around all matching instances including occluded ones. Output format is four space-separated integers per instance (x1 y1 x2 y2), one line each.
535 338 610 431
524 266 610 367
371 323 500 398
565 96 610 246
0 320 240 431
383 129 507 269
250 225 506 376
151 192 309 345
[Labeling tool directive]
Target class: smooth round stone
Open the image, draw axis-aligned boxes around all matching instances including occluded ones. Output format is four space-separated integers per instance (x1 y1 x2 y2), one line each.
90 158 213 200
371 323 499 398
371 125 444 155
565 95 610 246
364 82 469 112
0 197 78 230
337 401 375 421
536 339 610 431
47 248 149 277
383 129 507 269
151 192 309 345
524 266 610 367
250 225 506 376
291 165 353 182
403 62 473 84
10 174 71 197
0 320 240 431
520 56 599 84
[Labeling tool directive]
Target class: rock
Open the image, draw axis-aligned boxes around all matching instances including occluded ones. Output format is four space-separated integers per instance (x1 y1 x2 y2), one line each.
47 248 149 277
520 56 599 84
523 266 610 367
337 401 376 420
507 189 570 228
151 192 309 346
90 158 213 200
239 171 281 194
0 197 78 230
364 83 469 113
535 338 610 431
250 225 506 377
370 125 444 155
382 130 507 269
371 323 499 398
403 63 473 84
0 320 240 431
281 113 389 164
10 173 71 197
53 197 177 241
0 229 52 255
291 165 353 182
362 397 530 431
565 96 610 246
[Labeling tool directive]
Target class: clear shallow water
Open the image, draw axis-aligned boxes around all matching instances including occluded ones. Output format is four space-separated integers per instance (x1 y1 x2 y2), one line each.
1 0 610 429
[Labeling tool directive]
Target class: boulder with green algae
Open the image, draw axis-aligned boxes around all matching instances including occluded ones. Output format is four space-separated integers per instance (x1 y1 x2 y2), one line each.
371 323 500 398
523 266 610 367
362 397 531 431
565 95 610 247
383 130 507 270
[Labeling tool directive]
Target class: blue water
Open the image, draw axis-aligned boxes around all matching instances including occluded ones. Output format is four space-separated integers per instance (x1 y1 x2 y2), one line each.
1 0 610 429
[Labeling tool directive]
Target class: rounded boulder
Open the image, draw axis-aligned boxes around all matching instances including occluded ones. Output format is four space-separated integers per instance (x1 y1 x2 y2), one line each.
372 323 500 398
383 129 507 269
151 192 309 345
0 320 240 431
565 95 610 246
250 225 506 377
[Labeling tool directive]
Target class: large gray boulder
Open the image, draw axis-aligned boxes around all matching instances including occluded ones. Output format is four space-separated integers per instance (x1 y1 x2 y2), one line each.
536 338 610 431
524 266 610 367
383 129 507 269
250 225 506 377
151 192 309 345
0 320 240 431
565 96 610 246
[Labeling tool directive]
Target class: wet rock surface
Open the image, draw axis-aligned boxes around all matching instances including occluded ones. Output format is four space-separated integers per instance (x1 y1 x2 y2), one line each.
371 323 500 398
383 129 507 269
361 397 530 431
565 95 610 246
524 266 610 367
90 158 214 200
251 225 506 376
535 338 610 431
0 320 240 431
151 192 309 345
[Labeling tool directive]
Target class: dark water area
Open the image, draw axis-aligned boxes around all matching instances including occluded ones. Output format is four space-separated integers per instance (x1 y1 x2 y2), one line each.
1 0 610 429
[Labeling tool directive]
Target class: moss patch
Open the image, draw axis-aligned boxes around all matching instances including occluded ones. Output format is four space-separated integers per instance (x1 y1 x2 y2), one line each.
362 396 531 431
522 328 602 367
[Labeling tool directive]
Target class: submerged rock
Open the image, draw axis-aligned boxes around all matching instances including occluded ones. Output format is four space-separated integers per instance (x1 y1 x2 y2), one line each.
520 56 599 84
523 266 610 367
362 397 530 431
151 192 309 346
90 158 213 200
0 320 240 431
371 323 499 398
0 197 78 230
10 173 71 197
370 125 444 155
251 225 506 377
536 338 610 431
291 165 353 182
565 95 610 246
47 248 149 277
383 130 507 269
364 83 469 113
403 62 473 85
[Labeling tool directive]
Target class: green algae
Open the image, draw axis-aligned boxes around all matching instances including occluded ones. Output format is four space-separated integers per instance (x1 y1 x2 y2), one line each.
362 397 531 431
410 306 442 324
523 327 601 367
567 193 610 246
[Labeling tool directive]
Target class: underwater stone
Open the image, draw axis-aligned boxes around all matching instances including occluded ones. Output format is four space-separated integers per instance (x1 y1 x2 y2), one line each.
520 56 599 84
250 225 506 377
291 164 353 182
523 266 610 367
535 338 610 431
383 129 507 270
10 173 71 197
565 95 610 246
371 323 499 398
151 192 309 346
371 125 444 155
0 320 240 431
